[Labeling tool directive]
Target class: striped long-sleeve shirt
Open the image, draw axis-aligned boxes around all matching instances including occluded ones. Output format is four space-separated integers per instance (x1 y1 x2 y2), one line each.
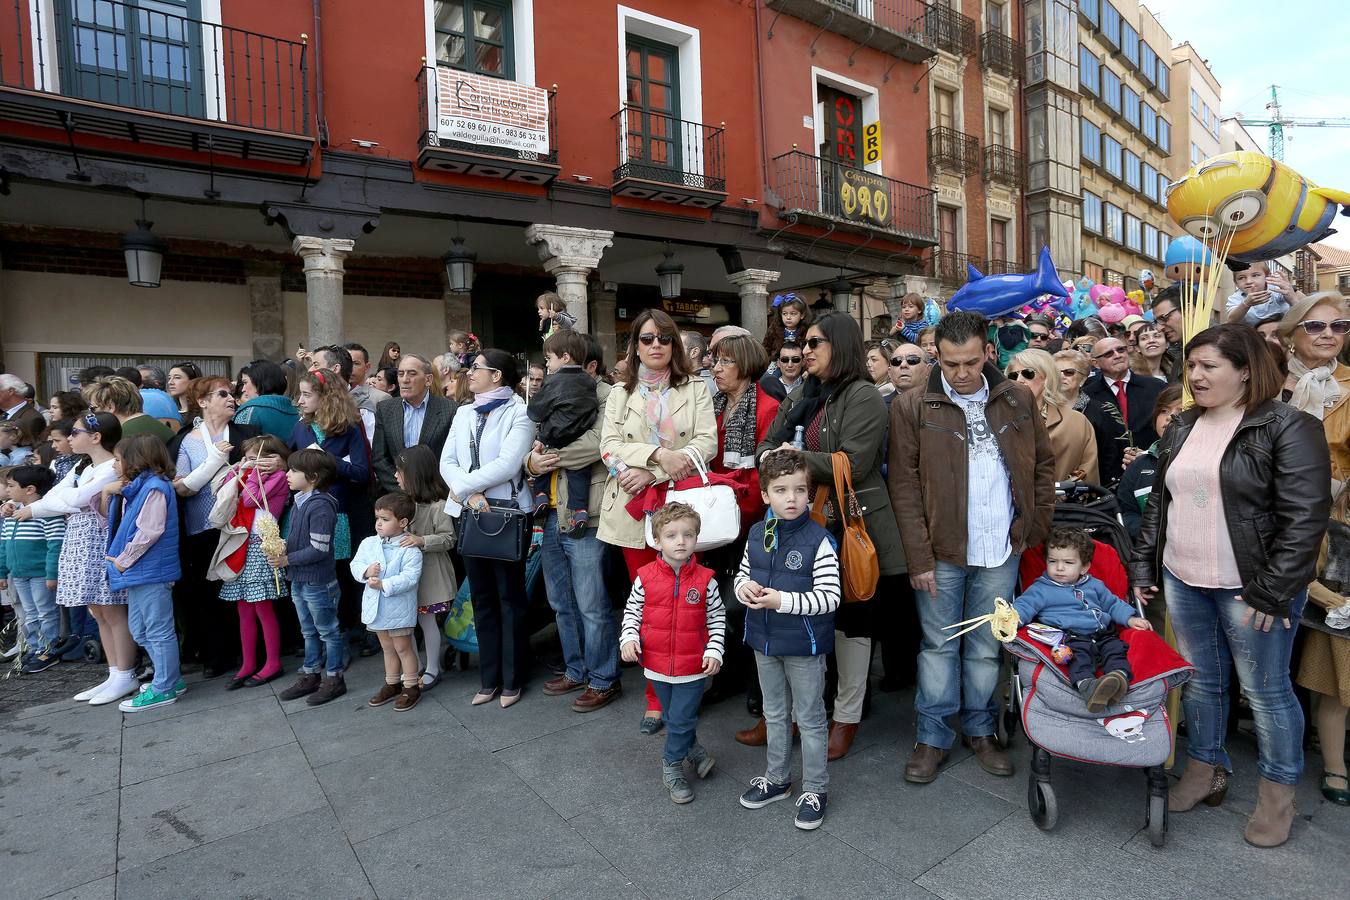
620 574 726 684
734 537 842 617
0 503 66 581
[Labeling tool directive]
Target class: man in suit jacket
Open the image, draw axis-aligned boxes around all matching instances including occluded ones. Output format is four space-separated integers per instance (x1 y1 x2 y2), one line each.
371 353 454 493
1081 336 1165 488
0 374 46 437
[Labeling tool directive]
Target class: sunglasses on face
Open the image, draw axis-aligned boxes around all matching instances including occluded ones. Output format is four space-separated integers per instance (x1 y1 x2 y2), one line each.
804 337 830 349
70 428 95 436
890 355 925 367
1093 347 1128 360
1299 319 1350 336
638 332 674 346
211 389 233 399
1059 369 1080 379
1029 331 1050 340
468 363 499 373
1006 369 1039 381
778 355 802 365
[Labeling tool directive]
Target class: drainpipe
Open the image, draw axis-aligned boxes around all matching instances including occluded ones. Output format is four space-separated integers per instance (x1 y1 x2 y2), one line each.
312 0 329 146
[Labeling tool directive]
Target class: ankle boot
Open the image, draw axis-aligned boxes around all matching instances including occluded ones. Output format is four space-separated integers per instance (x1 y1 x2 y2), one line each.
1169 760 1229 812
1244 777 1296 848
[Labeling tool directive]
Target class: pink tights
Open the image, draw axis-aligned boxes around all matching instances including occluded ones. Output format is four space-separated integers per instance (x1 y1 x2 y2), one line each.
237 599 281 680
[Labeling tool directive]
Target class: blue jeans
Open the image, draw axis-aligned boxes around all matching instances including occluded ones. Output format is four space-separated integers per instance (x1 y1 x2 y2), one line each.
757 651 829 794
540 510 619 690
1163 570 1306 785
126 582 180 695
914 554 1021 749
292 580 345 675
650 678 705 765
13 577 59 653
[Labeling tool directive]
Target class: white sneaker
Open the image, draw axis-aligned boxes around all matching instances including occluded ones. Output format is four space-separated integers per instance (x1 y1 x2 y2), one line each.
74 675 115 702
88 675 139 706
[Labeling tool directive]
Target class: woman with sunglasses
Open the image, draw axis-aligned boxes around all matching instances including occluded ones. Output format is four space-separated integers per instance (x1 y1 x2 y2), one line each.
1275 293 1350 810
758 311 906 761
441 350 537 708
1054 350 1092 412
18 413 140 704
1131 324 1330 848
173 377 262 677
599 309 717 734
1004 348 1098 484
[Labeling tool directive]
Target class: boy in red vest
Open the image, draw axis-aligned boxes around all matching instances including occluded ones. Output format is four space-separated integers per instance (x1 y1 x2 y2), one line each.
620 502 726 804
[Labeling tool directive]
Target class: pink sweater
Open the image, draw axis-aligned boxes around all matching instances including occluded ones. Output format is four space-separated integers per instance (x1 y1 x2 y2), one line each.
1163 406 1244 589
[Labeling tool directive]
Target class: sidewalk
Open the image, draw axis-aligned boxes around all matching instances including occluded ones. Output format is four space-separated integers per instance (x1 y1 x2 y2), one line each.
2 655 1345 899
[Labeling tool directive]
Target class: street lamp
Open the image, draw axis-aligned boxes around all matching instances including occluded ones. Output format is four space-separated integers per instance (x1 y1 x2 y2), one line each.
443 236 476 293
656 246 684 300
829 273 854 310
120 198 167 288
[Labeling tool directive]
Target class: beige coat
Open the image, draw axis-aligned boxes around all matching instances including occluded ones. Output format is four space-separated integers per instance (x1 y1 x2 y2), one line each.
525 381 613 527
1045 403 1099 484
597 378 717 549
411 501 457 608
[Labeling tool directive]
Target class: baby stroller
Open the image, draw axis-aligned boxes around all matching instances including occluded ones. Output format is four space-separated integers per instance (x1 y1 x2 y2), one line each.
1005 482 1194 847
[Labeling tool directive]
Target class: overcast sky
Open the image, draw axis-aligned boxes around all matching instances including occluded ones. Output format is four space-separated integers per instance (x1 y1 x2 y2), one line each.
1144 0 1350 248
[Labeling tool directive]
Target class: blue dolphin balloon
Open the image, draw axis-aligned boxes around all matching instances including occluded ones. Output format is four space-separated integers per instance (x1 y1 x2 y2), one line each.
948 246 1070 318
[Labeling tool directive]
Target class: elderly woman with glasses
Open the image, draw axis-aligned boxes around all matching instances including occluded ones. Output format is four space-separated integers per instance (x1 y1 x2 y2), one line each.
599 309 717 735
1005 348 1098 484
1054 350 1092 412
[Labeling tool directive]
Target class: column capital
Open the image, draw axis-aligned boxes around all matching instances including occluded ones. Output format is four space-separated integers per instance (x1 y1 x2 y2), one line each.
726 268 781 289
525 224 614 273
292 236 354 276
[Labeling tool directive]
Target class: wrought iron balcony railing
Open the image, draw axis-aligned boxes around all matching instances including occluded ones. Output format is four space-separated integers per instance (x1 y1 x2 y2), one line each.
772 150 937 245
983 257 1021 275
980 29 1024 79
929 249 984 287
611 106 725 196
928 126 980 177
983 144 1025 187
1 0 310 137
765 0 935 63
923 3 977 56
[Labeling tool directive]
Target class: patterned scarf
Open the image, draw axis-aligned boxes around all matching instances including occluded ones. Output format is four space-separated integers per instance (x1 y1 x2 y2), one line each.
1287 358 1342 421
714 386 758 469
637 365 676 448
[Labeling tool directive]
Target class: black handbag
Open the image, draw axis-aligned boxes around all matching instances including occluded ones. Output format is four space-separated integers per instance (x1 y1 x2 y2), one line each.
456 408 529 562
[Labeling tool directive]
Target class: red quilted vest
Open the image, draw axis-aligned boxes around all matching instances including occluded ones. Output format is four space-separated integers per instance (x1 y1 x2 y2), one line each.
637 557 714 678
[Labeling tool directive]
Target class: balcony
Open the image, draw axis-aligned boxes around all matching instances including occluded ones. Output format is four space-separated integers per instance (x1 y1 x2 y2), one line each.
0 0 312 167
929 250 984 287
928 126 979 177
983 258 1021 275
771 150 937 245
611 107 725 208
924 3 976 56
415 66 558 185
980 30 1024 79
983 144 1025 187
764 0 936 63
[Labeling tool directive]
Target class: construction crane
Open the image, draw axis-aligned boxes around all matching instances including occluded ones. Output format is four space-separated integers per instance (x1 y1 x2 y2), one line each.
1233 85 1350 161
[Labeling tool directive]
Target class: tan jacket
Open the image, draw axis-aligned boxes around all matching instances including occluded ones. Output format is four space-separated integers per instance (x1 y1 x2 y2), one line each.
526 381 612 527
1045 403 1099 484
1320 364 1350 480
597 378 717 549
411 501 457 607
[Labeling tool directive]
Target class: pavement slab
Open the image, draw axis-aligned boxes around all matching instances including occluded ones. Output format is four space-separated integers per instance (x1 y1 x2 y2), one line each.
0 788 119 898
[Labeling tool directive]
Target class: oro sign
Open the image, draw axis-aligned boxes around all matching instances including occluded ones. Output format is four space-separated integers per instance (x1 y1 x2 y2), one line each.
435 69 549 155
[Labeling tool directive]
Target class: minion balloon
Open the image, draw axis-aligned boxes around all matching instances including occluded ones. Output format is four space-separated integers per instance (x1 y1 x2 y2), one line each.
1166 151 1350 264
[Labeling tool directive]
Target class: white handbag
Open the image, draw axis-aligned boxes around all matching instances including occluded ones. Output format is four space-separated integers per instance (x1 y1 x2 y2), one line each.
644 447 740 552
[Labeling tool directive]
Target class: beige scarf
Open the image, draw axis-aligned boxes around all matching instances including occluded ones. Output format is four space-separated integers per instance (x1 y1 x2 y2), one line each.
1287 358 1342 421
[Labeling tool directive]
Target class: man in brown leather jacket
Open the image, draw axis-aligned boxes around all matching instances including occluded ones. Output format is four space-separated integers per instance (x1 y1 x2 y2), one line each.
888 311 1056 783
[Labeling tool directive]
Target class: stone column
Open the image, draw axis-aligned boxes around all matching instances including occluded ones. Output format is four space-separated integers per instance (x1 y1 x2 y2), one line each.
588 281 618 370
246 263 284 361
524 224 614 333
442 271 472 349
292 236 354 350
726 268 780 342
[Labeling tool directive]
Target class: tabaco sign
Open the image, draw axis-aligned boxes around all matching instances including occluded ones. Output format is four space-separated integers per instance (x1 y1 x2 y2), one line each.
835 166 892 227
661 298 708 317
435 69 549 155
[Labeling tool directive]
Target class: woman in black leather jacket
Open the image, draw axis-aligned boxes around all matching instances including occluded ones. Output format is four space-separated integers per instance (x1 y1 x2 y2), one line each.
1130 324 1330 849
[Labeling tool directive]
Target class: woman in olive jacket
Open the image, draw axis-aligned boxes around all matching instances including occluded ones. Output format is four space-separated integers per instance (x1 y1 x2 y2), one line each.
1130 324 1329 849
757 311 905 761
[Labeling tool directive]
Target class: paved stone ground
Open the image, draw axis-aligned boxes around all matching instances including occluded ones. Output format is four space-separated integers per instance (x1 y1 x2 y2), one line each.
2 651 1347 900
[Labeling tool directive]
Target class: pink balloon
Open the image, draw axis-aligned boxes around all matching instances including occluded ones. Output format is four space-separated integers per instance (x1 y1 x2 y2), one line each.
1089 284 1126 307
1098 303 1127 324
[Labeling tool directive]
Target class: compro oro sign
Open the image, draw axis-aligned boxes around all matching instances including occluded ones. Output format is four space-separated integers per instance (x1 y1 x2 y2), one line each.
836 166 891 228
435 69 549 155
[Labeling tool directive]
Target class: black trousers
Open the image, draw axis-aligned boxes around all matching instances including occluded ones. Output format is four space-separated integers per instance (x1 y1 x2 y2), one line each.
174 530 240 672
464 555 531 691
1065 628 1131 685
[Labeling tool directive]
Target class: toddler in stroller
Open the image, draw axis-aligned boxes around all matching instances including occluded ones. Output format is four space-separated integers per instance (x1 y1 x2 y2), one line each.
1012 527 1153 713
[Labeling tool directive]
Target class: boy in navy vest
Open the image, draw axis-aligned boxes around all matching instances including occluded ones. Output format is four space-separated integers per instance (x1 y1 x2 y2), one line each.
619 502 726 805
736 449 841 830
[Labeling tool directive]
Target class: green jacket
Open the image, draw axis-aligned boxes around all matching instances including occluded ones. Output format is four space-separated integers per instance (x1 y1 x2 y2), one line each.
757 379 906 576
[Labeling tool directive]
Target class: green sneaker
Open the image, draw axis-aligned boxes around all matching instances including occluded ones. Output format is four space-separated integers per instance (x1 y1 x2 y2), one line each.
119 685 178 713
174 678 187 695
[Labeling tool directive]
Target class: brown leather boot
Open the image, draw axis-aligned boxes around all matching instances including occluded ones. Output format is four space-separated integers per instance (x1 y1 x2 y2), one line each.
735 717 767 747
903 743 950 784
827 721 858 761
1169 760 1229 812
1244 778 1296 847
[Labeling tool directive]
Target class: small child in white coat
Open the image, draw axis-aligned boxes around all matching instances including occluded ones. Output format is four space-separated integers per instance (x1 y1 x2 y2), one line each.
349 492 423 711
